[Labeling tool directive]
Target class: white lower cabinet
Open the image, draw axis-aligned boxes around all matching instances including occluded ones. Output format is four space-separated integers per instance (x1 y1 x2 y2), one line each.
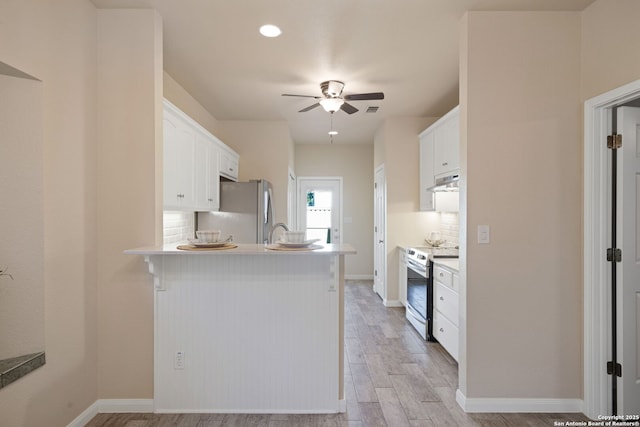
398 248 407 306
433 264 459 361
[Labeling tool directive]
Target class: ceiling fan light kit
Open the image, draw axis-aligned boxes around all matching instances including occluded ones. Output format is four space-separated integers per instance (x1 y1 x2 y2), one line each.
282 80 384 116
319 97 344 113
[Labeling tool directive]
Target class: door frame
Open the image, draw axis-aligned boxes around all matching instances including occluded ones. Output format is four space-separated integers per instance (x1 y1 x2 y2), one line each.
584 78 640 419
373 165 387 299
296 176 343 244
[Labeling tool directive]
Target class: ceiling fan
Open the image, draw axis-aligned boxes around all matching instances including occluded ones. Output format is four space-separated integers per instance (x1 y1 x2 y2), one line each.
282 80 384 114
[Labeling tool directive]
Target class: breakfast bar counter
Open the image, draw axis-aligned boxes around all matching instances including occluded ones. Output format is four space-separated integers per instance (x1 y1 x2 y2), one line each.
125 242 355 414
125 242 356 256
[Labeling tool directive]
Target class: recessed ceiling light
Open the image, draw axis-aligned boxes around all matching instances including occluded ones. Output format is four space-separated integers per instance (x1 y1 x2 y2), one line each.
328 131 338 135
259 24 282 38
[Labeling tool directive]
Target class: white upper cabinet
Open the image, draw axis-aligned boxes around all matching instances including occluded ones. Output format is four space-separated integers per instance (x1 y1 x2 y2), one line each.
418 105 460 212
219 149 239 181
419 130 435 211
163 111 196 209
433 106 460 177
163 99 238 212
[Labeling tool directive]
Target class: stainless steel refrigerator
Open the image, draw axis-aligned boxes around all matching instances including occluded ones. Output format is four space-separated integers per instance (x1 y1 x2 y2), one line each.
197 179 274 243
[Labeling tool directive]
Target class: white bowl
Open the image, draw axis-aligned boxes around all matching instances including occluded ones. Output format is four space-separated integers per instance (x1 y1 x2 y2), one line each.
283 230 305 243
196 229 221 243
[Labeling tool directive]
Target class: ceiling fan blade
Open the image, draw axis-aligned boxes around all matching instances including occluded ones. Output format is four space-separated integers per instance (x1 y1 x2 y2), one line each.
344 92 385 101
299 103 320 113
282 94 322 99
340 102 358 114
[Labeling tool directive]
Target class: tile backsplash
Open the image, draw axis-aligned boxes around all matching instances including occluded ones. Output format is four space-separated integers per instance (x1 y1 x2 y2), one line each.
439 212 459 247
163 211 195 244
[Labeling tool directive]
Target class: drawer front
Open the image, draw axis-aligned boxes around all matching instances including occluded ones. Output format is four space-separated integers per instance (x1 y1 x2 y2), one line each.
434 265 453 288
433 311 459 361
434 282 458 326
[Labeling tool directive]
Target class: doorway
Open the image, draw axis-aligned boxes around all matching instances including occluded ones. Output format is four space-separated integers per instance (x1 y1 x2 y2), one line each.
297 177 342 244
584 79 640 418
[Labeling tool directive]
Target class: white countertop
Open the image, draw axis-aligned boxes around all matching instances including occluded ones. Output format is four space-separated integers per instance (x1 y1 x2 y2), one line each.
125 242 356 256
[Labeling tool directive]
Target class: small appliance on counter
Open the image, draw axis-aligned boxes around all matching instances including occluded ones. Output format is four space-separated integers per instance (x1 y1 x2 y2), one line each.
405 245 458 341
197 179 273 244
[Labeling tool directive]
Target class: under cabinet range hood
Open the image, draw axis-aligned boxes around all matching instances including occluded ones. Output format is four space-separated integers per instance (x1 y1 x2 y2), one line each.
428 173 459 192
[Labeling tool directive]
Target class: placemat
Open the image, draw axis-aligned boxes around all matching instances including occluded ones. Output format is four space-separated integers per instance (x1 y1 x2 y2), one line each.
176 244 238 251
264 244 323 251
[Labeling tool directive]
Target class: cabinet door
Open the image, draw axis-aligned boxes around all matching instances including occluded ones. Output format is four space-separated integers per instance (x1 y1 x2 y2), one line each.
163 116 195 210
419 131 435 211
434 113 460 177
194 134 221 211
205 144 220 210
219 151 239 181
194 134 208 210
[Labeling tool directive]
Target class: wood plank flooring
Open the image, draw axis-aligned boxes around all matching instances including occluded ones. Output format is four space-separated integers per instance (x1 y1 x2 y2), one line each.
86 280 589 427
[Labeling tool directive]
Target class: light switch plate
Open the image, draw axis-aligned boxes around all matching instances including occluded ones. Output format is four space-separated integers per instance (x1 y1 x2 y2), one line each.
478 225 490 244
175 351 185 369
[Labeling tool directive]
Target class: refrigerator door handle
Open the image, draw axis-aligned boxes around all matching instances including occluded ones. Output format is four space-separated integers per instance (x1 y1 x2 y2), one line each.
267 186 274 224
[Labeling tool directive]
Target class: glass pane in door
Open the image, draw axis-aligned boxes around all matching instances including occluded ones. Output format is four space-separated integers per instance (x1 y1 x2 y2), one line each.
306 190 332 243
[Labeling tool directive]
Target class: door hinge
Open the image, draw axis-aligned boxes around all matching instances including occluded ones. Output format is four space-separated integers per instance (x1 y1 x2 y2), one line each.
374 269 377 277
607 134 622 149
607 361 622 377
607 248 622 262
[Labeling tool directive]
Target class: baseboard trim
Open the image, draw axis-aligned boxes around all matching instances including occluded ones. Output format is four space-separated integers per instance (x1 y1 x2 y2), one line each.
67 401 99 427
344 275 374 281
456 389 584 413
383 299 403 308
67 399 155 427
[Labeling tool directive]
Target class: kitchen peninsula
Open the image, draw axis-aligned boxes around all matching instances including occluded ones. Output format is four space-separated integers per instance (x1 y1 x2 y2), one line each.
124 243 355 413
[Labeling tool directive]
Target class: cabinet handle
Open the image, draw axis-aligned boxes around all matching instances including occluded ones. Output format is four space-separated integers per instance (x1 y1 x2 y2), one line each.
440 327 444 332
440 296 444 301
442 162 448 166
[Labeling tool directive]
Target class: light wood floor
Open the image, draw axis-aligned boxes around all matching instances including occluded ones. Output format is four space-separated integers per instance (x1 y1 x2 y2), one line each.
87 280 589 427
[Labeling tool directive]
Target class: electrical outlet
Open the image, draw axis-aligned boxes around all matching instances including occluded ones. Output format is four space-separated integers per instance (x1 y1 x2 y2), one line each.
175 351 185 370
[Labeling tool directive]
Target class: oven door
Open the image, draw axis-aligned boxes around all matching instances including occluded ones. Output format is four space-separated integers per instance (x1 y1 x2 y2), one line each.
405 260 435 341
406 265 427 320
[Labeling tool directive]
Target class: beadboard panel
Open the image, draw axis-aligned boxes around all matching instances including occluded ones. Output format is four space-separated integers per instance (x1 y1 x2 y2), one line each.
153 254 341 413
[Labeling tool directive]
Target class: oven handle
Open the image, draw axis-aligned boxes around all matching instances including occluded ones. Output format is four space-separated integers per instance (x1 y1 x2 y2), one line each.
407 259 428 277
406 304 426 326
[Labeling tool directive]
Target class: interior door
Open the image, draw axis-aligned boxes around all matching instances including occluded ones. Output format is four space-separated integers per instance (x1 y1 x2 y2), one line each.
617 106 640 415
373 166 386 298
297 177 342 244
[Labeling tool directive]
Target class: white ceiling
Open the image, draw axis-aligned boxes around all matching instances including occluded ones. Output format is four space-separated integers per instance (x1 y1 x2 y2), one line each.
91 0 595 144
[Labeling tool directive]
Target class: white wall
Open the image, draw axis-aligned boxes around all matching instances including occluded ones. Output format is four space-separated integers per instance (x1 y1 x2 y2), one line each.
0 1 99 425
96 9 163 399
374 117 443 302
581 0 640 101
216 120 294 226
295 144 374 278
460 11 582 400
